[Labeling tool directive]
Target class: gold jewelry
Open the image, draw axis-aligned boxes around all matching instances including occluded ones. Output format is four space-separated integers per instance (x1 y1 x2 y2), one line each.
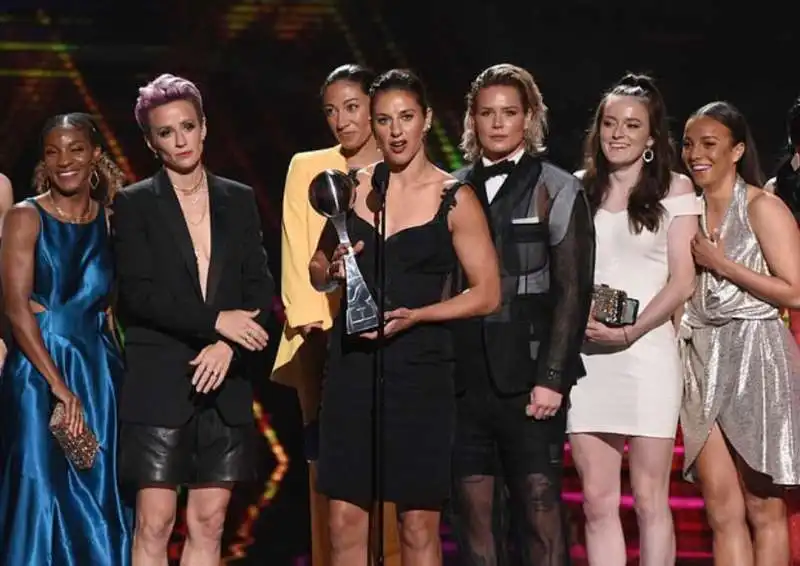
185 200 208 226
48 191 94 224
89 169 100 191
172 169 206 197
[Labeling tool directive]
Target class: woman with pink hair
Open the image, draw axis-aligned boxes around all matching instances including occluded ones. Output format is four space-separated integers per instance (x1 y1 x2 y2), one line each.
113 73 275 566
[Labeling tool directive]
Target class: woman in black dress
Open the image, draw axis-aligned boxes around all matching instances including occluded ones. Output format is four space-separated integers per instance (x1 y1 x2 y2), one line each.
309 69 501 565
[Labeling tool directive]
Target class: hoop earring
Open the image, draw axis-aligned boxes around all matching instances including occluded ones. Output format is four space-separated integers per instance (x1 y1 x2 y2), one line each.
642 148 654 163
89 168 100 191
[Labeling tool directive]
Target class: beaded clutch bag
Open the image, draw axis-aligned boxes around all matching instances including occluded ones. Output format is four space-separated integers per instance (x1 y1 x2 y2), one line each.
592 284 639 327
49 402 99 470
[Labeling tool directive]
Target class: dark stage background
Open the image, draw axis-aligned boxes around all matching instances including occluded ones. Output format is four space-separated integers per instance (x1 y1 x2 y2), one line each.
0 1 795 564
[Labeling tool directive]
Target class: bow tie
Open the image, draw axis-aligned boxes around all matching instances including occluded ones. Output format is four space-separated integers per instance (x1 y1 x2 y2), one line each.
479 159 516 179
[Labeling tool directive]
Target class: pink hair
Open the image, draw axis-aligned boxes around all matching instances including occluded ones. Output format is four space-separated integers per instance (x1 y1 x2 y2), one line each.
134 73 204 132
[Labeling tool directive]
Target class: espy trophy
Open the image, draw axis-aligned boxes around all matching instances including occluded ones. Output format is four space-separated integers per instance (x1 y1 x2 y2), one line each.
309 169 380 335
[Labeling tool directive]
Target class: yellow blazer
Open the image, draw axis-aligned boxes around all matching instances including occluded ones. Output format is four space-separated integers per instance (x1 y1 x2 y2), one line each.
270 146 345 420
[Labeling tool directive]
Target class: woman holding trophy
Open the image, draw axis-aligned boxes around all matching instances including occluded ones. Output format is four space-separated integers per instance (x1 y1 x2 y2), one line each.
309 68 501 566
566 74 700 566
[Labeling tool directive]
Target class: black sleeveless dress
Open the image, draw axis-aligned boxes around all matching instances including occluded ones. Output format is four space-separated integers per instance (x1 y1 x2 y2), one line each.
317 183 464 508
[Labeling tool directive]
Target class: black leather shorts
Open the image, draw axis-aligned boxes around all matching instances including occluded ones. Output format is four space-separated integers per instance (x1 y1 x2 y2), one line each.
119 407 256 486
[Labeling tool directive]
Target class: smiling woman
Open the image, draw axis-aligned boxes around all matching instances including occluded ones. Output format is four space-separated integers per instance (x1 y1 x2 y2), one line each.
567 73 700 566
0 112 132 565
679 101 800 566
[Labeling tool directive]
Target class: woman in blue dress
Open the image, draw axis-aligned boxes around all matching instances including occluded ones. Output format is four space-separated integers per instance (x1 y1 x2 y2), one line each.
0 113 132 565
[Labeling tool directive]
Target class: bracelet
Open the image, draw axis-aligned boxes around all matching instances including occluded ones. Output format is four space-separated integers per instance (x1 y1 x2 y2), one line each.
623 327 630 345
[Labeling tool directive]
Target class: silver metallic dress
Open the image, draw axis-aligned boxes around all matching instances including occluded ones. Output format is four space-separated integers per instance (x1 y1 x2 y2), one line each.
680 177 800 485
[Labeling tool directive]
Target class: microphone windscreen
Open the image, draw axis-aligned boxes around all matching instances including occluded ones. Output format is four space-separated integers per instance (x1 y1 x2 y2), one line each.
372 161 390 195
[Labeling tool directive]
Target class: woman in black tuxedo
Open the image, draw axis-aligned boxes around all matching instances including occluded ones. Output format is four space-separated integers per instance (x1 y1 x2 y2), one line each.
112 73 274 566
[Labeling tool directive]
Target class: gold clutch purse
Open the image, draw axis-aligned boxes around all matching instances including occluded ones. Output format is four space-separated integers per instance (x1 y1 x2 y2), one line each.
592 284 639 327
49 402 99 470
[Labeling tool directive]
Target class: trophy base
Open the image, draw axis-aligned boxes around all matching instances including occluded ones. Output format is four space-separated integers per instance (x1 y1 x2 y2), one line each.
346 314 379 335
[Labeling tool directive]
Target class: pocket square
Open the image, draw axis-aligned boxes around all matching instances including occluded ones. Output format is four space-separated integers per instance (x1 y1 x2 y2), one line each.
511 216 540 225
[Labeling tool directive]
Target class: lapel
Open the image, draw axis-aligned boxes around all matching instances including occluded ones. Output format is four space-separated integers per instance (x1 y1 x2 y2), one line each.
153 168 229 305
205 173 229 306
154 169 203 300
488 153 541 230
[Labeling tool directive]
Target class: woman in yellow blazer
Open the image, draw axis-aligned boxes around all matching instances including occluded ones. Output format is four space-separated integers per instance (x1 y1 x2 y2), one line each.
270 64 399 566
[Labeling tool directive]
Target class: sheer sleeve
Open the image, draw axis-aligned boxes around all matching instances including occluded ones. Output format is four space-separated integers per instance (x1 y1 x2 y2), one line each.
535 184 595 393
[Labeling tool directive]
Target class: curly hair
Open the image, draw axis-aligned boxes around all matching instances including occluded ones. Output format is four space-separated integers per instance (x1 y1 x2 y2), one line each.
581 73 673 234
460 64 548 163
33 112 126 205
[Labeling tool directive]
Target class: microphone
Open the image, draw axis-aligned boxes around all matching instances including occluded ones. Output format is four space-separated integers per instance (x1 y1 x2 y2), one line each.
370 159 390 566
372 161 391 206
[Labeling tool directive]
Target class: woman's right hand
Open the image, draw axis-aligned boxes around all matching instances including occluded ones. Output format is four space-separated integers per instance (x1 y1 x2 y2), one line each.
51 380 85 437
328 241 365 282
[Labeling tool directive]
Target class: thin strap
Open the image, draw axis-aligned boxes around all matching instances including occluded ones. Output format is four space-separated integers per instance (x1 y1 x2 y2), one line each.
437 180 465 219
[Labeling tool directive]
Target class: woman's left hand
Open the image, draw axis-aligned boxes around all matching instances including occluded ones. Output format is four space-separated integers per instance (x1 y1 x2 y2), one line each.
360 308 419 340
190 341 234 393
585 318 629 347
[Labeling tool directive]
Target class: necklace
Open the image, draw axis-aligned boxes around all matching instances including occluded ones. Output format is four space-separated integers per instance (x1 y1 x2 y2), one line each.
173 169 206 204
48 192 94 224
185 200 208 226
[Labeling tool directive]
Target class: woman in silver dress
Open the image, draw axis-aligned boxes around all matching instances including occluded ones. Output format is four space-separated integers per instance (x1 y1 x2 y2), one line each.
680 101 800 566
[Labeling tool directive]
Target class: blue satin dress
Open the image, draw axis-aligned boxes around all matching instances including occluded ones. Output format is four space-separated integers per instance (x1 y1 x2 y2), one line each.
0 199 132 565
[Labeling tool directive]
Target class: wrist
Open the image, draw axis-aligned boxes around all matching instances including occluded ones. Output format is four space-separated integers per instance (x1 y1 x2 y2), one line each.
408 307 425 325
715 258 734 279
624 324 640 343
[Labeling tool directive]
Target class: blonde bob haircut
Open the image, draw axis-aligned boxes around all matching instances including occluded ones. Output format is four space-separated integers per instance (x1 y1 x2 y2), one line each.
460 63 548 163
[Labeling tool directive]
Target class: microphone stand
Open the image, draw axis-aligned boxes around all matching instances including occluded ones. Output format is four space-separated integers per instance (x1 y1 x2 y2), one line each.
372 183 387 566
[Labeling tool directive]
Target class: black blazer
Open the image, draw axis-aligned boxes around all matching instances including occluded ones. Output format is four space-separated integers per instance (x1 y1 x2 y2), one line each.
112 169 275 427
451 155 593 397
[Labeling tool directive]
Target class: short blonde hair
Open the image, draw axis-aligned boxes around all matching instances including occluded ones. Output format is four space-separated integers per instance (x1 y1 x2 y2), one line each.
460 64 548 163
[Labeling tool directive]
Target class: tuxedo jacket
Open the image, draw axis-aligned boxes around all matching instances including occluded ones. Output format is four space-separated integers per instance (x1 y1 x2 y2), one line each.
452 153 595 397
112 169 275 427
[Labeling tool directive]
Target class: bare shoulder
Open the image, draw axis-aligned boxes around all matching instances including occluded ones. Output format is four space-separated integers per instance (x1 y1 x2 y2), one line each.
748 185 793 225
3 201 39 235
666 172 695 197
0 173 11 191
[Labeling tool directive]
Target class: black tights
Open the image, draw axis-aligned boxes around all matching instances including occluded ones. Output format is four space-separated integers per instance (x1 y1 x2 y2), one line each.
452 472 569 566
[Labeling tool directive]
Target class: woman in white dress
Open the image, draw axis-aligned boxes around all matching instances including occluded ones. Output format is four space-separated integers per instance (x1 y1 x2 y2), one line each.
567 74 700 566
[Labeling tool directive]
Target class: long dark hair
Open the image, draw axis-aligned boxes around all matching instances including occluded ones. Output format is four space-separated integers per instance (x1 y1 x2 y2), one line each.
33 112 126 205
689 101 765 188
581 73 673 234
